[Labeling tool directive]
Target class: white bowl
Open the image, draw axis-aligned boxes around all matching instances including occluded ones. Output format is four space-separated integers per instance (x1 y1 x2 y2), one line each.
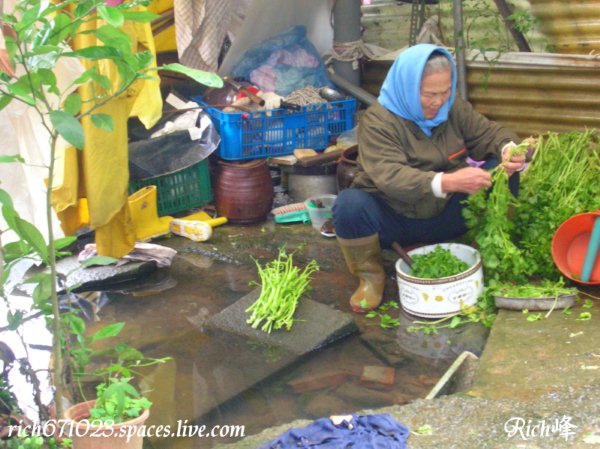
395 243 484 319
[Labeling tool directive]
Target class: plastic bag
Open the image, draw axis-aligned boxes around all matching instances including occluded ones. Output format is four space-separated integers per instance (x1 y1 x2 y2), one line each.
231 25 333 96
336 126 358 149
128 112 219 181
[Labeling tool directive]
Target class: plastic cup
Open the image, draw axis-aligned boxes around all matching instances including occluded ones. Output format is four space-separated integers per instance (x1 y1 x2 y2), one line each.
304 194 337 231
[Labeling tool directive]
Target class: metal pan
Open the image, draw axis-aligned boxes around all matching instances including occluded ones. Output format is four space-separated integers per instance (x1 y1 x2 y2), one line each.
494 294 577 311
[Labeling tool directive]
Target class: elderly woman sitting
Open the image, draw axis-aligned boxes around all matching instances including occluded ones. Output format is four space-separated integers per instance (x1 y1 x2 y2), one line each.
333 44 526 313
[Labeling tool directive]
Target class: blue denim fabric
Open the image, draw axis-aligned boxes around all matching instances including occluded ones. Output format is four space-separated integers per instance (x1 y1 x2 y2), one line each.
258 414 409 449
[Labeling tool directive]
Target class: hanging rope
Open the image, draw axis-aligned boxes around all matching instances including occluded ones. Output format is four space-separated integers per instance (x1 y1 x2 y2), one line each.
324 39 377 70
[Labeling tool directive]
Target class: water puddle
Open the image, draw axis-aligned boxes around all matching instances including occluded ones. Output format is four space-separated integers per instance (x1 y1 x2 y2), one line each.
84 250 488 448
2 246 488 448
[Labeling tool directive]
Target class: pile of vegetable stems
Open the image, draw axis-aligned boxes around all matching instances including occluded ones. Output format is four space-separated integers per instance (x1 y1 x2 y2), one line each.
246 248 319 333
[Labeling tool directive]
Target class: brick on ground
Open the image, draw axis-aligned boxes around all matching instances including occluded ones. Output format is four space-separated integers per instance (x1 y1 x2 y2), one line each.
288 370 350 393
360 365 396 390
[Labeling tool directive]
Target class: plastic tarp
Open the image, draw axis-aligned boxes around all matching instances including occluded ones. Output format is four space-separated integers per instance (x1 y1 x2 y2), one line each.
218 0 334 76
129 112 219 181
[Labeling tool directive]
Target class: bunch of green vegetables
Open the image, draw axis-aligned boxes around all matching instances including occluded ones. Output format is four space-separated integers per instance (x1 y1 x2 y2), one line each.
410 246 470 279
246 248 319 333
492 279 578 298
463 139 533 282
515 131 600 279
464 131 600 282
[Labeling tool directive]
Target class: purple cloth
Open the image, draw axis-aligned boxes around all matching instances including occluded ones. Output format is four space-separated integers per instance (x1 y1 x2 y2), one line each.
258 414 409 449
466 156 485 168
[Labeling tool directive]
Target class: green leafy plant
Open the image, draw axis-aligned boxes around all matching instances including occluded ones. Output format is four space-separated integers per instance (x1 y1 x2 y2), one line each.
407 288 497 334
462 141 533 283
492 279 578 299
64 315 170 406
438 0 545 90
89 377 151 423
0 0 220 427
514 131 599 279
410 246 470 279
494 279 579 319
447 133 598 332
364 301 400 329
464 131 599 283
577 312 592 321
524 311 543 322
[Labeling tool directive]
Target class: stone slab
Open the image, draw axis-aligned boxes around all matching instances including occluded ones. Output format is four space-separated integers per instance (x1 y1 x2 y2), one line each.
206 288 358 355
470 302 600 400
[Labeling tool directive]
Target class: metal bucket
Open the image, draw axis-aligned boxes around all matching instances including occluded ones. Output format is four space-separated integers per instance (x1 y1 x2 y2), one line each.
396 243 484 319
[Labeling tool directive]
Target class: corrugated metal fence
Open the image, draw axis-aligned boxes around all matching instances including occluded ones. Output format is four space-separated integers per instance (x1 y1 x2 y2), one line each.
529 0 600 54
467 52 600 136
363 52 600 137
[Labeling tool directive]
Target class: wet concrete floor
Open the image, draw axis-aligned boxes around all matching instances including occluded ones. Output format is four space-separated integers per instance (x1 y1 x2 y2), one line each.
216 286 600 449
85 220 489 449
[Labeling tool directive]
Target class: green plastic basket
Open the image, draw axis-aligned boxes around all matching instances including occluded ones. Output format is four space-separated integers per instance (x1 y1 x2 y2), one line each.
128 159 213 216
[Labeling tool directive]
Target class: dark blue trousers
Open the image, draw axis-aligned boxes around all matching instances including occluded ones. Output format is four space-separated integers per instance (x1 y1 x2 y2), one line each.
333 159 519 249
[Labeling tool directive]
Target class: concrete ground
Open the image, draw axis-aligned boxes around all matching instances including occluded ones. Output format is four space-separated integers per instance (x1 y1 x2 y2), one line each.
215 304 600 449
74 217 599 449
195 221 600 449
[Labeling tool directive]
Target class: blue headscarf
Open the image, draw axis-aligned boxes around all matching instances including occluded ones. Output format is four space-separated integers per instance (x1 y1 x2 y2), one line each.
378 44 457 137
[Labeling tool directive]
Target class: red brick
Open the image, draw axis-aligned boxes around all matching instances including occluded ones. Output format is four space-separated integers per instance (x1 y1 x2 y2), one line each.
288 371 350 393
360 365 396 390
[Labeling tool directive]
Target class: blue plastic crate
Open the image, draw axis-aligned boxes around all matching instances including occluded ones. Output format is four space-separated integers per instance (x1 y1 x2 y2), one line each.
194 97 356 161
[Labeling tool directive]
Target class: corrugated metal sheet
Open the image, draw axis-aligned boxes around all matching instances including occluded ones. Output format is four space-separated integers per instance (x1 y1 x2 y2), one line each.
362 51 600 137
529 0 600 53
467 52 600 136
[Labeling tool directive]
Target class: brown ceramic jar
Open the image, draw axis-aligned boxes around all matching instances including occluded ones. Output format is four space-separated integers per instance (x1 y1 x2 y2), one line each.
215 159 274 224
336 145 359 192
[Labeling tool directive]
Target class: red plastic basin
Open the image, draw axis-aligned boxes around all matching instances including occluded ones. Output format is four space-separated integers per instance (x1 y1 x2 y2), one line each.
552 211 600 285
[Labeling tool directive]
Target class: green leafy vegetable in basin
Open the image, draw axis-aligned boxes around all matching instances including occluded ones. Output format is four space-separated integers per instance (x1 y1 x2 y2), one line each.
410 246 470 279
492 280 578 298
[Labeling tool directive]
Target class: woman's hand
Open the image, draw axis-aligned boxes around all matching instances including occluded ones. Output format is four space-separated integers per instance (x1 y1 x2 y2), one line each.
441 167 492 195
501 142 527 176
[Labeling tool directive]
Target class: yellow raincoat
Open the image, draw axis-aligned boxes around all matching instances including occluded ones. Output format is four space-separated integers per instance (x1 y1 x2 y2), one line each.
148 0 177 54
52 7 163 258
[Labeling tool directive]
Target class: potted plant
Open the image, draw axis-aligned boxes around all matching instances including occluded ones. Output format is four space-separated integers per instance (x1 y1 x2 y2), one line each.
60 315 169 449
0 0 221 445
63 377 151 449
